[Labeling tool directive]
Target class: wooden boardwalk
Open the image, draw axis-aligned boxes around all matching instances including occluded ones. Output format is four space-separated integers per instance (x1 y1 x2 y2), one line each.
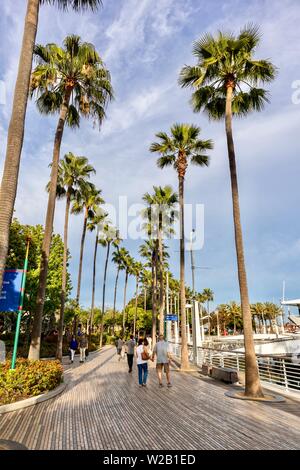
0 346 299 450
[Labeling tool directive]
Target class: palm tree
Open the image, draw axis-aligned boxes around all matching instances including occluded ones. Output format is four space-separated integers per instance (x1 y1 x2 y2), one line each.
0 0 102 295
54 152 95 360
111 247 124 336
117 247 130 336
142 186 178 335
87 208 108 338
131 261 143 337
150 124 212 369
28 35 113 360
140 268 151 314
179 25 276 397
99 225 121 348
202 287 214 335
139 240 158 347
251 302 267 334
226 301 242 334
72 184 104 310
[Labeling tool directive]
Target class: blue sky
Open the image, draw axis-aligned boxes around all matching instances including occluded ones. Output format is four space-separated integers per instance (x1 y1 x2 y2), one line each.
1 0 300 315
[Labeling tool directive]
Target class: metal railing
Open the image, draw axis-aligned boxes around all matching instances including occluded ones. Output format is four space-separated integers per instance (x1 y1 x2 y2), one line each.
169 342 300 393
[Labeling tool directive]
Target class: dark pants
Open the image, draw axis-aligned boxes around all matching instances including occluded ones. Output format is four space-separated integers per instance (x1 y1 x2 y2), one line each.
127 354 134 371
137 363 148 385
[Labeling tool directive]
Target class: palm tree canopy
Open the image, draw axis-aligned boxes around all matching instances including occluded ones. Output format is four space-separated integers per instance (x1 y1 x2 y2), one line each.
179 24 276 119
87 208 108 232
40 0 101 10
150 123 213 178
202 287 214 302
71 183 104 219
142 185 178 239
54 152 95 199
30 35 113 128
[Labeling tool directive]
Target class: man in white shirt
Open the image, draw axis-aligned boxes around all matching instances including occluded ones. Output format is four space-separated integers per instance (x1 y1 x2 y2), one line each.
152 334 172 388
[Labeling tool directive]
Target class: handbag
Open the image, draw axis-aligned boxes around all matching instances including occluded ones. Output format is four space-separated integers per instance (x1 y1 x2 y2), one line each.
85 349 89 358
141 347 150 361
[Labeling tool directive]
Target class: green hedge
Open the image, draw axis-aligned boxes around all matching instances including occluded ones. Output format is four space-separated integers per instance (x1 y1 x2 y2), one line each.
0 359 63 405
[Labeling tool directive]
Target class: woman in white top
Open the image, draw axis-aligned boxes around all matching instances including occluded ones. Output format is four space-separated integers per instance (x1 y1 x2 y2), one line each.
136 338 149 387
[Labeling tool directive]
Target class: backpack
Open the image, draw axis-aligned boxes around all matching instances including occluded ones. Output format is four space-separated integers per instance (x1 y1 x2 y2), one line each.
141 346 150 361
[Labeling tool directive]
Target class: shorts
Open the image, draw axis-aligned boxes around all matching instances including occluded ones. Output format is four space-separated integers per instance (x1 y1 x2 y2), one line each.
156 362 170 373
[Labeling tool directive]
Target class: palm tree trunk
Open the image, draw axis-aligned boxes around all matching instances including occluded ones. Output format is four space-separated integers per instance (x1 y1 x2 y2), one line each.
73 208 88 334
144 287 147 313
151 249 157 348
76 209 88 304
158 230 165 335
56 192 71 361
122 270 128 336
100 241 110 348
0 0 40 291
133 275 138 337
112 266 120 336
89 232 98 340
28 89 71 360
225 85 263 397
178 174 189 369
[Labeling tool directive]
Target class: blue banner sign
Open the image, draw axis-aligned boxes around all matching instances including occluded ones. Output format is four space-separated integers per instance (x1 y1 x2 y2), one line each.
0 270 23 312
165 315 178 321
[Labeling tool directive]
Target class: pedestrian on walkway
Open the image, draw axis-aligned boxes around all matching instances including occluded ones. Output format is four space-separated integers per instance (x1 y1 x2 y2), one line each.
79 333 88 363
117 337 124 361
69 335 78 364
136 338 150 387
152 334 172 388
126 334 136 373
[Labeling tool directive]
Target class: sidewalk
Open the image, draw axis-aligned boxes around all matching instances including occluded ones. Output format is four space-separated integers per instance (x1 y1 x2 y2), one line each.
0 346 299 450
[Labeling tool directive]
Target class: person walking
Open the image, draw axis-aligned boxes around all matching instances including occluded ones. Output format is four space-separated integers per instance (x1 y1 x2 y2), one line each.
117 337 124 361
136 338 150 387
69 335 78 364
152 334 172 388
126 334 136 373
79 333 88 363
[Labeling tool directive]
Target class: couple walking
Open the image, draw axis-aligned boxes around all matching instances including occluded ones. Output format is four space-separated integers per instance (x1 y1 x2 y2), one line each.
136 334 172 388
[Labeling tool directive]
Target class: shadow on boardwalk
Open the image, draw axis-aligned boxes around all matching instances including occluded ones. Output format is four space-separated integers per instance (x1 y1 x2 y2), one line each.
0 346 299 450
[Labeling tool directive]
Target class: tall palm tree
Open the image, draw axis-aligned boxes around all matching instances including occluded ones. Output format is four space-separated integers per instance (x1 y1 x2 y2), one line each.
111 246 124 335
140 268 151 314
150 124 212 369
139 240 158 347
99 225 121 348
179 25 276 397
72 184 104 312
142 186 178 335
0 0 102 294
119 249 133 336
87 207 108 338
28 35 113 360
132 261 143 337
54 152 95 360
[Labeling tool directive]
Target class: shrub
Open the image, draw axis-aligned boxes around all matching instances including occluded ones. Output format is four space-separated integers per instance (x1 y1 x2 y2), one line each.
0 359 63 405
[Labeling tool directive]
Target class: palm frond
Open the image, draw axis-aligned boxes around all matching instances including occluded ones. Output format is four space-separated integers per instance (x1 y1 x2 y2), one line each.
40 0 102 12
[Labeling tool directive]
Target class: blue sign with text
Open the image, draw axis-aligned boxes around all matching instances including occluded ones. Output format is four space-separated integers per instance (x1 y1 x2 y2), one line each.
0 270 23 312
165 315 178 321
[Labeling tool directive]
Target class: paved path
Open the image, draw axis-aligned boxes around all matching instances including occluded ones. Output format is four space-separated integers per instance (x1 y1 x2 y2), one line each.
0 346 300 450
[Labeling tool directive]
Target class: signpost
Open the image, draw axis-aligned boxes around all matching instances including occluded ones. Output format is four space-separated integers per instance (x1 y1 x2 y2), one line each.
165 315 178 321
0 271 23 311
0 238 30 370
